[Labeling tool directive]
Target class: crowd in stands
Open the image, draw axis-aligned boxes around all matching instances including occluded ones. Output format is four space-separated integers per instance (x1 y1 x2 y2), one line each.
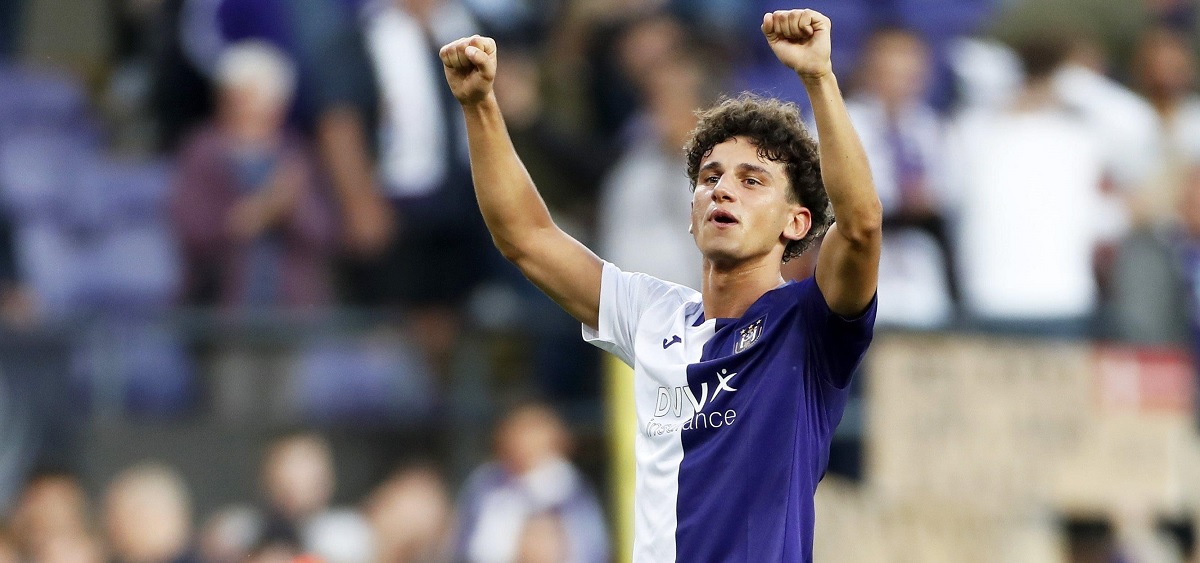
3 0 1198 399
2 0 1200 559
0 403 607 563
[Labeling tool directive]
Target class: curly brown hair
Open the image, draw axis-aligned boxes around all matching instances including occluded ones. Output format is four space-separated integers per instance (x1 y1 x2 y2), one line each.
684 93 831 262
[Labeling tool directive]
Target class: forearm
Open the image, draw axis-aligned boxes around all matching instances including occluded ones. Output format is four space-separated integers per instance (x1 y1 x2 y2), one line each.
803 73 881 244
460 94 559 258
318 108 389 211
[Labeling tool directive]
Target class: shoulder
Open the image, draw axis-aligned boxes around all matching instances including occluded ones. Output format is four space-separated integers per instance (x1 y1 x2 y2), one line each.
786 276 877 325
604 262 699 306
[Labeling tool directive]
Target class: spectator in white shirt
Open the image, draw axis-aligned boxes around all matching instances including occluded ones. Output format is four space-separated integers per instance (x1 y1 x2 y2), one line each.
1133 26 1200 227
949 36 1105 336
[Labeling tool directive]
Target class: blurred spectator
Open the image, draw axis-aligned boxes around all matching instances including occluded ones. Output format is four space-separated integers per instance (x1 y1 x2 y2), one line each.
1054 36 1157 233
170 41 336 310
1133 26 1200 227
261 432 374 563
454 404 608 563
284 0 396 262
512 511 570 563
1052 35 1159 301
246 540 304 563
846 27 955 328
162 0 395 260
364 466 453 563
586 12 687 143
199 505 263 563
597 15 705 289
38 532 105 563
946 35 1022 112
1110 165 1200 346
10 471 92 561
948 36 1105 335
104 463 198 563
360 0 491 376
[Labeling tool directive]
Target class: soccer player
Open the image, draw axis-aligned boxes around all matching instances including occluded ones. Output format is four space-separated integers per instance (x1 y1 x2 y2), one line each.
440 8 880 562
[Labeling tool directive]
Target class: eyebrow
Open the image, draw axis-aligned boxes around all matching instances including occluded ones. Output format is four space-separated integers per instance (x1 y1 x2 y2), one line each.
736 163 775 181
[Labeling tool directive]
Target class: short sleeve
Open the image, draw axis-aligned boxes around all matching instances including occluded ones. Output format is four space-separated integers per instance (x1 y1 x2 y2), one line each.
582 262 681 367
798 278 878 389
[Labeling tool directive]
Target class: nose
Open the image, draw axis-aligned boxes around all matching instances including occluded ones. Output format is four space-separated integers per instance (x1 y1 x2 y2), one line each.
711 175 735 202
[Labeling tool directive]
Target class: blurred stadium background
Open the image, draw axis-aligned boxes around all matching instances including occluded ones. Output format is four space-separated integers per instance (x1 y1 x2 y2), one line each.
0 0 1199 561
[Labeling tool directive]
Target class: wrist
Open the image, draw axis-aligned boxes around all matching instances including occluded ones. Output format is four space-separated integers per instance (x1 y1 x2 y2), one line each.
798 69 836 89
459 92 500 115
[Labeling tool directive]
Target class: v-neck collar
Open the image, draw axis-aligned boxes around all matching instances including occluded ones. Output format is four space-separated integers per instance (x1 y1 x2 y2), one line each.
690 281 795 328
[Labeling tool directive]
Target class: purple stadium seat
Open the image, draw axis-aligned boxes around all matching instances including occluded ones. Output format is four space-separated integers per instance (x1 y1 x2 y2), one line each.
10 154 181 316
119 323 196 416
15 223 80 318
72 320 197 417
0 131 94 222
74 225 181 312
0 64 90 135
294 335 437 426
101 161 173 225
66 159 173 232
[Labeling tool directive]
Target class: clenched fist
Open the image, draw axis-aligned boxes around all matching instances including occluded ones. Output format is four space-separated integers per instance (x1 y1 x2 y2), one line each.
762 9 833 81
440 35 498 106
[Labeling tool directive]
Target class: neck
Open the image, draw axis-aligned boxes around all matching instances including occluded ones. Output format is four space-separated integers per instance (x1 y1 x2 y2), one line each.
1012 80 1058 112
700 254 785 320
1149 92 1182 121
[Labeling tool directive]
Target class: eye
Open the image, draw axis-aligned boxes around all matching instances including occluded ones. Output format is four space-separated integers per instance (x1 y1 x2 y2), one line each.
745 177 761 186
703 175 720 185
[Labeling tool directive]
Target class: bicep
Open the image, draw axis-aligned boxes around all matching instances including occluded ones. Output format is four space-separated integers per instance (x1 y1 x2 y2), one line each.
814 222 880 317
508 226 604 329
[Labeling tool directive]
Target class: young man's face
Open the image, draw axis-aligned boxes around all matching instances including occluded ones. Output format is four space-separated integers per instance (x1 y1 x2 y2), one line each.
690 136 811 268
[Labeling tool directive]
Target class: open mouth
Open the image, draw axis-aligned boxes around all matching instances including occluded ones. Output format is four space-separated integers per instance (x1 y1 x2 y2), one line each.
710 209 739 226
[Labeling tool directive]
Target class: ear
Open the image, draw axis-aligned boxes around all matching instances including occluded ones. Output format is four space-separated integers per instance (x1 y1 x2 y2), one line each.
782 205 812 243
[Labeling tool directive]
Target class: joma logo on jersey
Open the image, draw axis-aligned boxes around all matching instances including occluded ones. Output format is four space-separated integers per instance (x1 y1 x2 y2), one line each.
653 369 738 416
734 317 765 353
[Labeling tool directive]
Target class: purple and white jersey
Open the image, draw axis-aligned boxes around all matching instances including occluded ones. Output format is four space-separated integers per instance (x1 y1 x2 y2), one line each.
583 262 876 562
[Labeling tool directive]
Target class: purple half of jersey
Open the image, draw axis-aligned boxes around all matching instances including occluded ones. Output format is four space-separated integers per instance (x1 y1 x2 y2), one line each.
675 278 876 562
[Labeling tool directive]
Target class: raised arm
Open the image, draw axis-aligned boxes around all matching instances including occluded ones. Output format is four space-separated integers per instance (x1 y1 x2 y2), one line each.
440 36 603 328
763 10 882 317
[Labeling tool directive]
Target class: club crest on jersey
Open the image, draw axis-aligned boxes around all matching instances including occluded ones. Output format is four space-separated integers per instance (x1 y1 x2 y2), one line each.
734 317 765 353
